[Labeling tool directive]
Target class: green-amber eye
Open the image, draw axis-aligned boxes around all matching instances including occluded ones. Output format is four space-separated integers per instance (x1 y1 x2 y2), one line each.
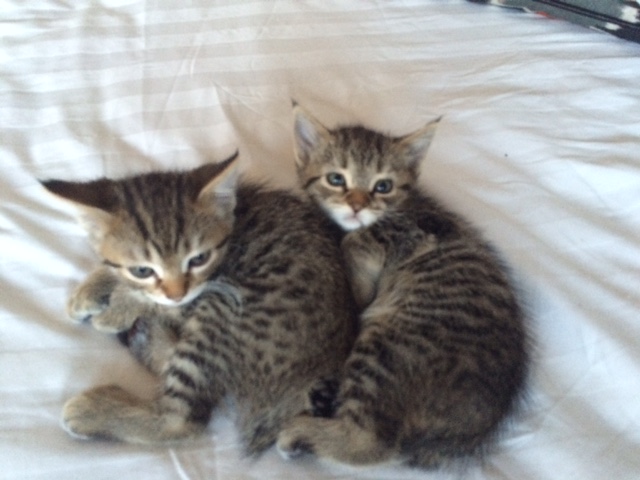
326 172 346 187
128 266 155 279
188 250 211 269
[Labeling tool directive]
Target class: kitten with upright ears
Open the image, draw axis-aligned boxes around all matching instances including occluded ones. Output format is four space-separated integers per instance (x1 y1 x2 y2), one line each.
41 152 357 454
277 107 529 469
50 155 241 334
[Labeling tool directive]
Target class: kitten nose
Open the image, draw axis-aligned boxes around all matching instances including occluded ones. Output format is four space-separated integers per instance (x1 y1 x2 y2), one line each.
162 278 187 301
346 190 370 213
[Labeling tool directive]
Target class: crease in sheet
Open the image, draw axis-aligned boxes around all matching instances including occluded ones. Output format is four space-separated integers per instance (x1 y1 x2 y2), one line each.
169 449 194 480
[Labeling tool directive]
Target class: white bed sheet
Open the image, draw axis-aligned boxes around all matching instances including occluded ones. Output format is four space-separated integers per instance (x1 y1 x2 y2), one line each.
2 1 639 479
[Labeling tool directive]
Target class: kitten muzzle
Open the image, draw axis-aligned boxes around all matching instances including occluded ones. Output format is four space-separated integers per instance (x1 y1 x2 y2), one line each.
161 278 188 301
345 190 371 213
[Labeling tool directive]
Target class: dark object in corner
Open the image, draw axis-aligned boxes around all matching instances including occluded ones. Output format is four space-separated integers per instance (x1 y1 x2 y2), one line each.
468 0 640 44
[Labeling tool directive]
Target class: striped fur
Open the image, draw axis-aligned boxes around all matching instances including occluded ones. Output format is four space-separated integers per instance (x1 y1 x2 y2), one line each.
43 154 357 454
277 107 528 469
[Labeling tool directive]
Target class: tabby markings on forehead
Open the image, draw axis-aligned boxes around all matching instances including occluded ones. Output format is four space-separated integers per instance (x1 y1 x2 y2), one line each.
121 185 151 240
173 201 186 252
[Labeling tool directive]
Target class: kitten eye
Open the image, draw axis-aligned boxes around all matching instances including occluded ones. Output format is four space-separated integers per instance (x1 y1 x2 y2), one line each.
326 172 346 187
188 250 211 269
373 179 394 194
128 266 155 279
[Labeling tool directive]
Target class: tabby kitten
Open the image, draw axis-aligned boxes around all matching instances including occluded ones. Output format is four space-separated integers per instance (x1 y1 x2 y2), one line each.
277 107 528 468
42 153 357 454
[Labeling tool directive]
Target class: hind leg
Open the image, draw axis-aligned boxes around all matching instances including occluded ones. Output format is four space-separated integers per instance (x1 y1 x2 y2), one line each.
61 384 207 443
278 361 400 466
277 414 395 466
236 377 336 456
62 325 223 444
236 373 342 456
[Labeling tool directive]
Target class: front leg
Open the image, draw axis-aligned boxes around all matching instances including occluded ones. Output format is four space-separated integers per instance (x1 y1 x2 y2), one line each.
341 230 386 310
118 314 181 376
90 284 154 333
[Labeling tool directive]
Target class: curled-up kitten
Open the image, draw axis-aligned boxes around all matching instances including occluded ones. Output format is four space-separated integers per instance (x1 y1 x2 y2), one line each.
277 107 529 469
41 152 357 454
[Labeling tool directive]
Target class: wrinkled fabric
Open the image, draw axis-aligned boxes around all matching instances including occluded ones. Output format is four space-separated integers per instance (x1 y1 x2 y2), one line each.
1 1 639 479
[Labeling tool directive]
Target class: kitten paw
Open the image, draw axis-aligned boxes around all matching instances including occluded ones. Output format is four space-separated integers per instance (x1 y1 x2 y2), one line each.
277 430 315 460
276 417 320 460
90 288 152 333
66 267 119 323
61 385 133 440
310 377 339 417
90 305 138 333
66 289 109 323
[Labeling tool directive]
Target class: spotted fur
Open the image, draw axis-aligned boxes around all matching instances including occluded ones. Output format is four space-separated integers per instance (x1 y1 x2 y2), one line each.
42 153 357 454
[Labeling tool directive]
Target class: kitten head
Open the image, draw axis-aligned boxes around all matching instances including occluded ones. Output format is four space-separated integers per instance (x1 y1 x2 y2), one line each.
42 152 239 306
292 105 439 231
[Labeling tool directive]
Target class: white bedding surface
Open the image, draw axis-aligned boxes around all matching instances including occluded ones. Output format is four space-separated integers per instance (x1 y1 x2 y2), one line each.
2 1 639 479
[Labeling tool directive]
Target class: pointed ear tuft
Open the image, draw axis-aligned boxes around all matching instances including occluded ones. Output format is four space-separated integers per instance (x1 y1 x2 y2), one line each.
395 117 442 170
40 178 119 248
40 178 119 212
192 151 239 215
292 105 331 168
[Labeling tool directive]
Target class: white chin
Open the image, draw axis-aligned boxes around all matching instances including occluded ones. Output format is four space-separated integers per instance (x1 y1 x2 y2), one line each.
331 209 378 231
151 297 185 307
338 218 365 231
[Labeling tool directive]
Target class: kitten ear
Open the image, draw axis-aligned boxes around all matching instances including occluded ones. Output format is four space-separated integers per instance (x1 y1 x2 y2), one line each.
41 178 118 212
395 117 442 170
292 105 331 168
40 178 119 247
192 151 239 215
